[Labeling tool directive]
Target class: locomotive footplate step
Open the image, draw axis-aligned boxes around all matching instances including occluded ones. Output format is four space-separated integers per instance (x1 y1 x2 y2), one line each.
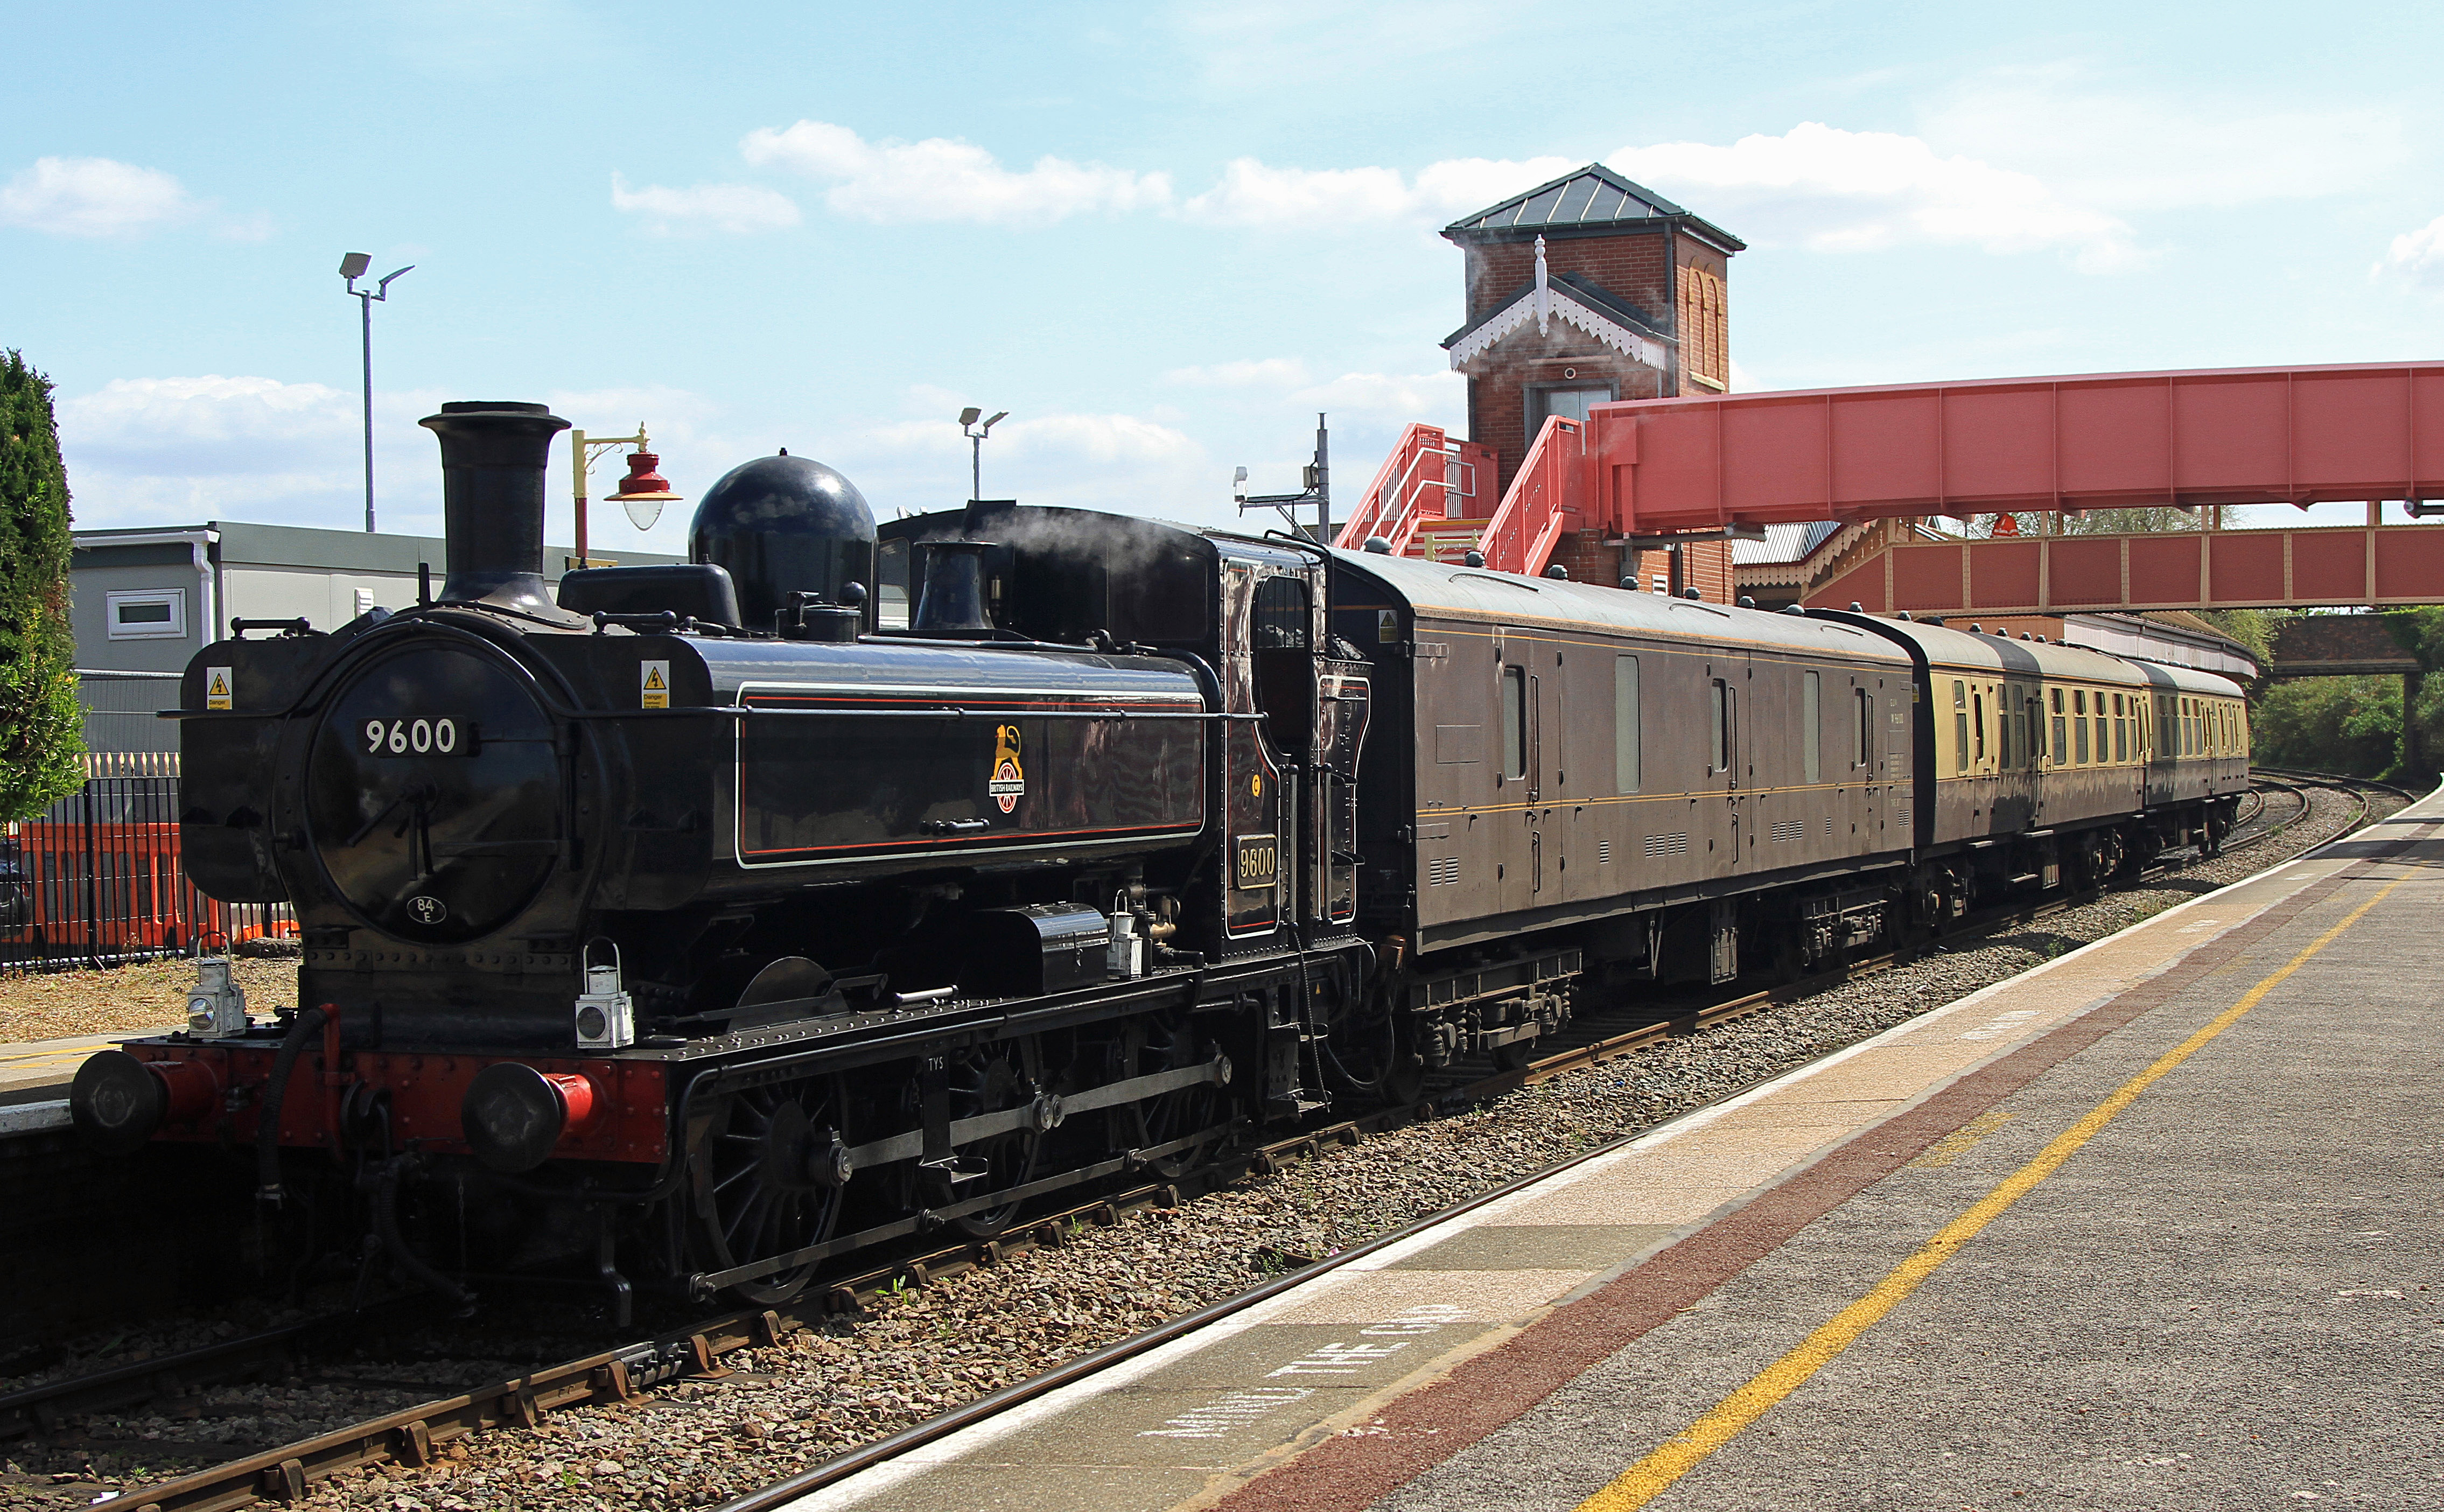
776 788 2444 1512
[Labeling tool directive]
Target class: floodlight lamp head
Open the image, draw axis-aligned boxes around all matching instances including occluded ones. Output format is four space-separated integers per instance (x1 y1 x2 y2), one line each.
984 411 1008 432
959 407 983 427
339 252 372 280
376 265 414 293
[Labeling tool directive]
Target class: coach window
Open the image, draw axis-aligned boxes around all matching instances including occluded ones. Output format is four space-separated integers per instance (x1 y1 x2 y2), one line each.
1952 681 1969 772
1501 666 1527 780
1854 687 1873 769
1802 670 1822 783
1973 688 1987 764
1614 655 1642 793
2050 688 2067 765
2074 690 2091 764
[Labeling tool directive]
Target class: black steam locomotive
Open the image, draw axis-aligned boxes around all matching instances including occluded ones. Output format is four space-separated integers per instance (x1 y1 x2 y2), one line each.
72 401 2247 1314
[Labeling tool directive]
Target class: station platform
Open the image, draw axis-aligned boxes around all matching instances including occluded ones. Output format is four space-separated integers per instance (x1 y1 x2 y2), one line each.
787 789 2444 1512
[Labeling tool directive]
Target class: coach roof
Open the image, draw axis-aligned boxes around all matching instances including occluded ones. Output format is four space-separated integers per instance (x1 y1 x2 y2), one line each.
1817 612 2151 686
1329 551 1911 666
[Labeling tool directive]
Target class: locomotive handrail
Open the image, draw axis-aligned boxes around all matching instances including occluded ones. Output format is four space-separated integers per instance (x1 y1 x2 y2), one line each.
159 703 755 720
730 704 1222 722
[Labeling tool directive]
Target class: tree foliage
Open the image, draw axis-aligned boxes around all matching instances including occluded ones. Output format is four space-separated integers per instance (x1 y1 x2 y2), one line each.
0 350 84 821
1966 506 2205 539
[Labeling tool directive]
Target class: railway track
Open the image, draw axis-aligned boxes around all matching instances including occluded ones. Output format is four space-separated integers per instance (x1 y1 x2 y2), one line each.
2 772 2407 1512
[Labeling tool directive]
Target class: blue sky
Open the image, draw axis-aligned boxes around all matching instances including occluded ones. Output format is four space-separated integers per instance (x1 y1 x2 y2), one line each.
8 0 2443 553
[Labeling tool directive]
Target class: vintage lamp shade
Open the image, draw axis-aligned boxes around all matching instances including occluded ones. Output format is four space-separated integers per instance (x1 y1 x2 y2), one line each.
607 450 683 530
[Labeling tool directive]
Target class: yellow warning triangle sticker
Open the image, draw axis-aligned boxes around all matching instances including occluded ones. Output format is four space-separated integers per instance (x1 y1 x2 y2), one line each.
642 667 667 690
208 672 229 695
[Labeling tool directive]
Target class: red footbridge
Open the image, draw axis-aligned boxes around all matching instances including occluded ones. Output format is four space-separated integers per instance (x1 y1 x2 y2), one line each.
1337 362 2444 614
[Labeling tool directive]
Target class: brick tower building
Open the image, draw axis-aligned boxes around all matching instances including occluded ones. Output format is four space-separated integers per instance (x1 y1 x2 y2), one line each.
1441 165 1743 598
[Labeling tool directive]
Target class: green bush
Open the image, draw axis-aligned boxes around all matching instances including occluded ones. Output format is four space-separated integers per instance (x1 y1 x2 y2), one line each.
2250 674 2409 779
0 350 84 820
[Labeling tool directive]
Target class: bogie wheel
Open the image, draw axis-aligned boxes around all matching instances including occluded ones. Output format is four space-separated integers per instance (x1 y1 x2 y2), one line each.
1320 991 1425 1109
1492 1038 1537 1073
689 1073 850 1305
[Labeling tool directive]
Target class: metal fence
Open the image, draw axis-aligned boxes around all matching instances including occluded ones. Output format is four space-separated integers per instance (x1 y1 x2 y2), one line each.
2 753 293 974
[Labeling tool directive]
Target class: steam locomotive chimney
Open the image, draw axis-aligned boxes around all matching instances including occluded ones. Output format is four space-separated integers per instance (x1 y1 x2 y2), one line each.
418 401 574 618
913 540 997 634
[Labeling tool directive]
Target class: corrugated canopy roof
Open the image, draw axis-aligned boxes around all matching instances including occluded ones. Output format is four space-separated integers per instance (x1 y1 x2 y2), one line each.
1445 163 1745 250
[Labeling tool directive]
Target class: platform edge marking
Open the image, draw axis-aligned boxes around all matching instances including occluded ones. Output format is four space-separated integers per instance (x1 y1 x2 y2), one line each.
1570 874 2411 1512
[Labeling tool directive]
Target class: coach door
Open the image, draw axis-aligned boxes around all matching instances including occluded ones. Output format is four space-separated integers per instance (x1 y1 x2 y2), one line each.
1699 652 1743 878
1495 628 1547 913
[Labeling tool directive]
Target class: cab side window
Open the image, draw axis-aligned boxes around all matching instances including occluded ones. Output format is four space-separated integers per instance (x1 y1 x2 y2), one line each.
1249 576 1312 751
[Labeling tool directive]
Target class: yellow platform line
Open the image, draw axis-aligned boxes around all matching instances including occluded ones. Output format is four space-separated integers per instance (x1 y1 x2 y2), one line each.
1573 873 2409 1512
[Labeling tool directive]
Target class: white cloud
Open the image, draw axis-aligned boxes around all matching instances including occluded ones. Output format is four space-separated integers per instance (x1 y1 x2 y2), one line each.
1612 123 2143 272
2379 215 2444 290
610 173 801 235
1164 358 1312 387
0 156 194 237
827 401 1217 521
56 375 364 526
62 376 354 465
1288 369 1463 425
1182 155 1574 227
1919 65 2407 212
741 121 1171 226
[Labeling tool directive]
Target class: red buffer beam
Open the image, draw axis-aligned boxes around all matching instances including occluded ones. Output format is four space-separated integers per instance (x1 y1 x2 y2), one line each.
1591 362 2444 535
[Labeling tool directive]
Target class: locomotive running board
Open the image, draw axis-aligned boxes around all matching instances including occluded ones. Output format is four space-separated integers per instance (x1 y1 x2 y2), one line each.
689 1116 1241 1296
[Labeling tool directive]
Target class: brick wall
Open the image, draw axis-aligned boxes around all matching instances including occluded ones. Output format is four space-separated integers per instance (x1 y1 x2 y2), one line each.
1620 541 1734 600
1542 536 1734 601
1466 230 1674 322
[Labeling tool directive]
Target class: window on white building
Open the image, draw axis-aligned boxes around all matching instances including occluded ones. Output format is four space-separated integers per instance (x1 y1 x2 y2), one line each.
106 589 187 640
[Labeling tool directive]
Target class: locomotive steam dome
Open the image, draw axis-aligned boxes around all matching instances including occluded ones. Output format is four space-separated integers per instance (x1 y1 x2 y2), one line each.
689 454 876 629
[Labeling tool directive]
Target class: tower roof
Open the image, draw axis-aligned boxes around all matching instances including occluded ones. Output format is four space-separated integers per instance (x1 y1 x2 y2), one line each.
1444 163 1743 252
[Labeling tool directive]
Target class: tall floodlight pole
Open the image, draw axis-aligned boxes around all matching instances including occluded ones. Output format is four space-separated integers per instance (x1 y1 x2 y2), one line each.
960 406 1009 501
339 253 414 532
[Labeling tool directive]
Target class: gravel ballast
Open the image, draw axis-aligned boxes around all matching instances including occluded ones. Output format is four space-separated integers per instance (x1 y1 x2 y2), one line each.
0 781 2404 1512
